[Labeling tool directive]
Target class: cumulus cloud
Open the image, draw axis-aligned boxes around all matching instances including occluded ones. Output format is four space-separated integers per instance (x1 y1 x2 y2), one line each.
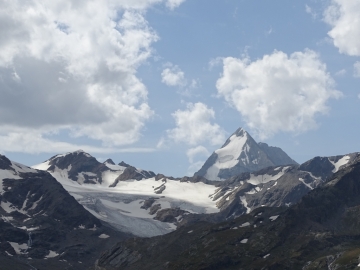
354 62 360 77
161 63 200 96
161 64 187 87
0 0 186 153
167 102 225 146
324 0 360 56
216 50 342 139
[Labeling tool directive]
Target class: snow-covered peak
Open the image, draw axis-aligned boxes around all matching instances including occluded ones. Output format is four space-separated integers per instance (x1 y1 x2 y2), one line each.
195 127 297 181
215 132 249 168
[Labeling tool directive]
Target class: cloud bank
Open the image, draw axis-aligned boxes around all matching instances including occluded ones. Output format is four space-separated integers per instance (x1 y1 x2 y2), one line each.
0 0 186 153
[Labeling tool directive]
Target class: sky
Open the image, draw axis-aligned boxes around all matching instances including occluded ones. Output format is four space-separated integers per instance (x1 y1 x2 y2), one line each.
1 0 360 177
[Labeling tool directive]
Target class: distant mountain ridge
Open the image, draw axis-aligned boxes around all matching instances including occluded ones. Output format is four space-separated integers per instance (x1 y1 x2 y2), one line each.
34 150 156 186
195 127 298 180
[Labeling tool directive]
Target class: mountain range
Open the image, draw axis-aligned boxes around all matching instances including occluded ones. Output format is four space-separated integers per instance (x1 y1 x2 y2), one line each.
0 127 359 269
96 154 360 269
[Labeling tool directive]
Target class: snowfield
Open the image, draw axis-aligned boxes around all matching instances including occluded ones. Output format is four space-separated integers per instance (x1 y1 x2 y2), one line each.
32 162 220 237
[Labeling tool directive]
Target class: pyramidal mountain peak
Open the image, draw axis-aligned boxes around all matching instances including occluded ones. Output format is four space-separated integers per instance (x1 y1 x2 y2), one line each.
195 127 298 181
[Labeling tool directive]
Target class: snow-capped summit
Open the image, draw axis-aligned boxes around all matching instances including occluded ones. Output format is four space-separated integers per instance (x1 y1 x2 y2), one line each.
195 128 297 181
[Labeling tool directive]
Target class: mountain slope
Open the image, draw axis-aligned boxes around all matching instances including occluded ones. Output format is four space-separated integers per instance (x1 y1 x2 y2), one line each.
0 155 127 270
195 128 297 181
95 153 360 270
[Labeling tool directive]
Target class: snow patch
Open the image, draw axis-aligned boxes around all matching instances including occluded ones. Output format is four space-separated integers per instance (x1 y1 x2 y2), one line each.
99 234 110 239
240 222 250 227
240 196 251 214
299 178 313 190
248 167 289 185
31 160 51 171
329 155 350 173
104 163 126 171
263 254 270 259
240 239 248 244
45 250 59 258
269 215 279 221
9 242 28 254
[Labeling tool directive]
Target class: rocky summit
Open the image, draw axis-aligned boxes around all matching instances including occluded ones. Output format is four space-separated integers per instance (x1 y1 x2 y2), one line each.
195 127 298 181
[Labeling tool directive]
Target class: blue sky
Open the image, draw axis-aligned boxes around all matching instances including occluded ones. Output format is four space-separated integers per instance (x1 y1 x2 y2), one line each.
1 0 360 177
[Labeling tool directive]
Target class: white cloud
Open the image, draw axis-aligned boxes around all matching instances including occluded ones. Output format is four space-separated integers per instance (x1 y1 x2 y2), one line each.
335 69 346 76
354 61 360 77
0 129 155 155
324 0 360 56
161 64 187 87
0 0 186 153
161 63 200 96
186 146 209 163
305 4 317 19
166 0 186 10
216 50 342 139
168 102 225 146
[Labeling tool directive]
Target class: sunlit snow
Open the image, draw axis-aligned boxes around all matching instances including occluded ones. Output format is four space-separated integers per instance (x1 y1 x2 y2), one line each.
205 130 248 180
329 155 350 173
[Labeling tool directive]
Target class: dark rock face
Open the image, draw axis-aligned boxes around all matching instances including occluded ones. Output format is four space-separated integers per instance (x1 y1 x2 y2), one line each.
0 159 128 270
195 128 298 180
0 155 12 170
258 142 298 166
105 159 115 165
149 204 161 215
47 150 108 183
96 156 360 270
140 198 156 210
119 161 131 167
154 208 186 223
110 166 156 187
299 156 335 179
